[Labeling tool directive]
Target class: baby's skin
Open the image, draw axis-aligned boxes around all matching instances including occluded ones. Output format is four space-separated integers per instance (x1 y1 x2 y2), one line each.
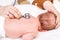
4 16 40 40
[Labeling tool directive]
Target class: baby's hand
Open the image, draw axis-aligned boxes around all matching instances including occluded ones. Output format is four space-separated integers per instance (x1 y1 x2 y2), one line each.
0 6 22 19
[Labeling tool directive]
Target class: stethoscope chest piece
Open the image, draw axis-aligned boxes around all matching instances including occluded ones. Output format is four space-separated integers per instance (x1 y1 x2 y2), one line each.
23 13 30 19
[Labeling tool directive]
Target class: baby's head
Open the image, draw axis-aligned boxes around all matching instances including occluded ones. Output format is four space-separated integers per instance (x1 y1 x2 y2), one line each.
17 0 30 4
38 11 57 30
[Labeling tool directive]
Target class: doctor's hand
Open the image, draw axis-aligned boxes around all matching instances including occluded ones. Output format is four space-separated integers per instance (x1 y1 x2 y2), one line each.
0 6 22 19
43 1 60 28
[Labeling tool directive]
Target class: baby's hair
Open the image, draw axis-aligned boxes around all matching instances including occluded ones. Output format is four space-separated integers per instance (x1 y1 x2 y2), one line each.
38 11 57 30
39 11 57 21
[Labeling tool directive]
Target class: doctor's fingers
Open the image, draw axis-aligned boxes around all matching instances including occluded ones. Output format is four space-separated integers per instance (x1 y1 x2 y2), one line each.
3 11 14 19
8 6 22 17
7 8 22 19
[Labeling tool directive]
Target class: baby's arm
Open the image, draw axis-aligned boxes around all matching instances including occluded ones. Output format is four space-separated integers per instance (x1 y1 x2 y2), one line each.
22 32 37 40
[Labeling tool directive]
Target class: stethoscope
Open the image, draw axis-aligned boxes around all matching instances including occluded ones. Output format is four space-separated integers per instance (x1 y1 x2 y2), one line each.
13 0 16 6
13 0 30 19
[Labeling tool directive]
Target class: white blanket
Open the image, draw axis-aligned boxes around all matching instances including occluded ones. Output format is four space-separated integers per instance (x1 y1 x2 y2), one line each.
1 27 60 40
0 28 60 40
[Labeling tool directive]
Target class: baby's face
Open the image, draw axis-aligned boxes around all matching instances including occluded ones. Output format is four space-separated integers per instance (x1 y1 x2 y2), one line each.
39 11 57 30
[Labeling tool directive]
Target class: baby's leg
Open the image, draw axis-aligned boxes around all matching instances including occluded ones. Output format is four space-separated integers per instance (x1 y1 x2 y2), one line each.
22 33 37 40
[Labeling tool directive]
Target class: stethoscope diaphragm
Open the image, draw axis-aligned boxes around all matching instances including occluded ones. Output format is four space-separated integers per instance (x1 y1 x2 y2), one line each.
23 13 30 19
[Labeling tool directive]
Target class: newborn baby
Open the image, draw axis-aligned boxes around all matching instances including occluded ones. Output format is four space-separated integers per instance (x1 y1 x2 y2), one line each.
38 11 57 31
4 13 40 40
